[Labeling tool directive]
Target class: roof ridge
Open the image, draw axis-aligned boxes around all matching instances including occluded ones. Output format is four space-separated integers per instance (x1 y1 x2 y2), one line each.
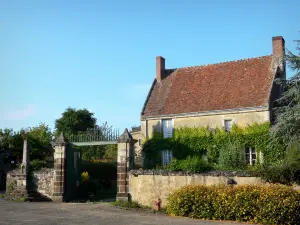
175 55 272 70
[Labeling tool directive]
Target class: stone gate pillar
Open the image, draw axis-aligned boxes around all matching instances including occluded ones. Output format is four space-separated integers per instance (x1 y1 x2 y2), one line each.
116 128 134 201
51 133 67 202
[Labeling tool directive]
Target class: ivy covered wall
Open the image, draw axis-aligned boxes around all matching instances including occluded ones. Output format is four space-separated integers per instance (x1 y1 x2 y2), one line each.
142 122 285 169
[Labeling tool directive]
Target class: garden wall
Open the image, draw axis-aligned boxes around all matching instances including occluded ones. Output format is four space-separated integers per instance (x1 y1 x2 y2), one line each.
5 168 54 201
32 168 54 199
129 170 263 207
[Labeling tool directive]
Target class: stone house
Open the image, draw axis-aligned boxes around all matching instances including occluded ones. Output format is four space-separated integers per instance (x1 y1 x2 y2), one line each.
138 36 286 166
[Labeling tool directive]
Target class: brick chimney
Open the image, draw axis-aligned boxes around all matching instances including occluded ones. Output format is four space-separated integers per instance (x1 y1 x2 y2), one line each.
156 56 165 82
272 36 285 57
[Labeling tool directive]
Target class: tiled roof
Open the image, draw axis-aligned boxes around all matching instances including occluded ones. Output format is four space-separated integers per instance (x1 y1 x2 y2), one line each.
142 55 275 117
131 126 141 133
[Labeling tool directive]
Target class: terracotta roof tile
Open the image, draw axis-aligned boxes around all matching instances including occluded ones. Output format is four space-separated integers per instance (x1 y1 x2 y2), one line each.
142 55 275 117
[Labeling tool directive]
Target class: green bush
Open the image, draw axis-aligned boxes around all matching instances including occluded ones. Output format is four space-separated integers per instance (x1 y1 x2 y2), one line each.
30 159 47 171
260 140 300 185
167 184 300 225
218 140 246 170
167 156 212 173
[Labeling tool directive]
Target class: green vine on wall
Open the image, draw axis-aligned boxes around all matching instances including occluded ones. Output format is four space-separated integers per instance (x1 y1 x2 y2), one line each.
142 122 285 169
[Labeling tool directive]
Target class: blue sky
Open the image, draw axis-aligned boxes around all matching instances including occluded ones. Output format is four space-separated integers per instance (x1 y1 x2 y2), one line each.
0 0 299 132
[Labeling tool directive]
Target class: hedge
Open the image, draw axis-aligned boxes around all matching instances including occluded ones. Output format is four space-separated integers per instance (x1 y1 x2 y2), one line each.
167 184 300 225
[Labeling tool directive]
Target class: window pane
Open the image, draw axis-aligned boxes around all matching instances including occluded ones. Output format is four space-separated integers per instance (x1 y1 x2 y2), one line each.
168 151 173 163
246 154 250 164
162 150 172 166
224 120 232 132
252 153 256 159
162 119 173 138
245 147 250 154
251 147 256 153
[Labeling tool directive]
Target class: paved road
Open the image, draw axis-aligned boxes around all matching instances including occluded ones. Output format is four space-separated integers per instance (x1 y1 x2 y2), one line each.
0 199 247 225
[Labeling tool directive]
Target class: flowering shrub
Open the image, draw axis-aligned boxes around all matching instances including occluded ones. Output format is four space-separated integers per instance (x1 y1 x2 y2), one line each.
167 184 300 225
81 171 89 183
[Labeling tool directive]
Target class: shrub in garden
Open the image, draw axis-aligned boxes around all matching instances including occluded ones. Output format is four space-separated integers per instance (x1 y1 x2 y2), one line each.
167 156 212 173
81 171 89 183
217 140 246 170
29 159 47 171
167 184 300 225
260 140 300 185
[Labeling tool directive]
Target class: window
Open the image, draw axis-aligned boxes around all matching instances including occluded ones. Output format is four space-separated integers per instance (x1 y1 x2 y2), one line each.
245 147 256 165
162 119 173 138
224 119 233 132
202 150 208 161
162 150 173 166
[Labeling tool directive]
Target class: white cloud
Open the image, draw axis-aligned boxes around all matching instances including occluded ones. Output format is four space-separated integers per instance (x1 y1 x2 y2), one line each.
0 105 37 121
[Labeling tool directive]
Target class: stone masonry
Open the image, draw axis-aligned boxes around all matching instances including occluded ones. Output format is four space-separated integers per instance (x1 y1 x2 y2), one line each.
116 129 134 201
51 133 66 202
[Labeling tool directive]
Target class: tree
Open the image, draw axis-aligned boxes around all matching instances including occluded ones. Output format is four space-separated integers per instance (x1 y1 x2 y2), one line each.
272 37 300 145
104 144 118 161
0 129 25 163
27 123 53 160
55 107 97 136
0 129 14 150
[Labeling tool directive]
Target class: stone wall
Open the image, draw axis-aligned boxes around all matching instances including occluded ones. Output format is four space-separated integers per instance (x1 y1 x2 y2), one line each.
5 169 28 200
32 168 54 199
129 170 263 207
5 168 54 201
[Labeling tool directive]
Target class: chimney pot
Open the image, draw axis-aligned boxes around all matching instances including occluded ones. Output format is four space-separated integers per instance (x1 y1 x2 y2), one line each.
272 36 285 57
156 56 165 82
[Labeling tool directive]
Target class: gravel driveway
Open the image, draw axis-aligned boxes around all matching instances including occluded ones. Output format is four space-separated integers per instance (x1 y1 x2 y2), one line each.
0 199 248 225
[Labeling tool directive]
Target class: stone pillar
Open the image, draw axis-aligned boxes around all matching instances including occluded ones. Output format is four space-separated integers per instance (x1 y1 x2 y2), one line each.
51 133 66 202
21 138 29 175
116 129 134 201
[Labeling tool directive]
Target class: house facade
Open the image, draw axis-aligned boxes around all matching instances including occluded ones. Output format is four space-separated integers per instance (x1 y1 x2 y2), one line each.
138 36 285 165
141 36 285 139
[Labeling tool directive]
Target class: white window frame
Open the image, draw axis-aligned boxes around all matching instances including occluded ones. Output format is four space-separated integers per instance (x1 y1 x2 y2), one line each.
161 118 174 138
162 150 173 166
224 119 233 132
245 147 257 165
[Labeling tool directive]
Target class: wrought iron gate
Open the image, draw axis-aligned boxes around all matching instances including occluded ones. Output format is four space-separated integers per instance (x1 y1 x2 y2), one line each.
65 145 81 202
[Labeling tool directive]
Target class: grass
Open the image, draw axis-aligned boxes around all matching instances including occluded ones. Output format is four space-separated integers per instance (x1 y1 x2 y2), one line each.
111 200 143 208
111 200 167 214
15 197 26 202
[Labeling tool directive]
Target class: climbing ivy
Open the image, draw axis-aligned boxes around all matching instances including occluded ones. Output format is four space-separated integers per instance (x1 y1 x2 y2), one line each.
142 122 285 169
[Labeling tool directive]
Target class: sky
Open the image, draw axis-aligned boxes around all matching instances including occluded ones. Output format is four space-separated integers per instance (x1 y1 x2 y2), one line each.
0 0 299 132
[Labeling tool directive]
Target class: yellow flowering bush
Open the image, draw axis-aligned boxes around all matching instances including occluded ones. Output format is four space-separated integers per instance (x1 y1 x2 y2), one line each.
167 184 300 225
81 171 89 183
